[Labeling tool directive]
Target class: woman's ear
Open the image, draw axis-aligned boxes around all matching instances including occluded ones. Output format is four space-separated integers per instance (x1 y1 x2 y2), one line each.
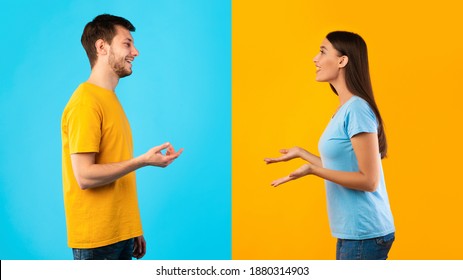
338 55 349 68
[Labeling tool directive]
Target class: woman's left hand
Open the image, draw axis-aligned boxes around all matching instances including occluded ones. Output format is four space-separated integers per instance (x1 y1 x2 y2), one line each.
271 164 313 187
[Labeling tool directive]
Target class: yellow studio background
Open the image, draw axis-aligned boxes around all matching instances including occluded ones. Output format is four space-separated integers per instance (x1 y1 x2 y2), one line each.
232 0 463 259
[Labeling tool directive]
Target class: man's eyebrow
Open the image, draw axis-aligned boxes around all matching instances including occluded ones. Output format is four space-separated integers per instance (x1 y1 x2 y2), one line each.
320 46 327 50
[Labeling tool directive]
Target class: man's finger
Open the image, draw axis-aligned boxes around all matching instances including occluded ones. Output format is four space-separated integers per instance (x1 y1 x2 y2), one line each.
166 145 175 155
141 239 146 257
176 148 184 156
153 142 171 152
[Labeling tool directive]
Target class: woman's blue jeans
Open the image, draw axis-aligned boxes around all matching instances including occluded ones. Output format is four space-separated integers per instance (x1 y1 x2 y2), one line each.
72 238 134 260
336 232 395 260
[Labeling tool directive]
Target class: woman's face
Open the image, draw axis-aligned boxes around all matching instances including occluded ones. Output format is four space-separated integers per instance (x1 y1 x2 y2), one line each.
313 38 344 83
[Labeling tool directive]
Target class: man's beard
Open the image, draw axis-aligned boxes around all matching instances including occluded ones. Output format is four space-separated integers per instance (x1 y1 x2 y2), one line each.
108 51 132 78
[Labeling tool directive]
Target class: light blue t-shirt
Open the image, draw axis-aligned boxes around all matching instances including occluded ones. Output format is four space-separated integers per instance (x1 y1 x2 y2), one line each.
318 96 395 240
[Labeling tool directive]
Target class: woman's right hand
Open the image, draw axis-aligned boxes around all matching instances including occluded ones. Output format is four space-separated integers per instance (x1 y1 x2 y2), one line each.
264 147 302 164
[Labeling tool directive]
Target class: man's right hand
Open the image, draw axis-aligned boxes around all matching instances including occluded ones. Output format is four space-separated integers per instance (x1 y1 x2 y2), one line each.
140 142 183 167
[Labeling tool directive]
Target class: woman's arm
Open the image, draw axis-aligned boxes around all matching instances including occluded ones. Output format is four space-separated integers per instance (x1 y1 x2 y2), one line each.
269 133 381 192
298 148 323 167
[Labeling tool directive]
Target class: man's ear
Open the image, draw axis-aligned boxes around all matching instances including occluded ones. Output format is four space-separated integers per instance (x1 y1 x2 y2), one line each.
339 55 349 68
95 39 108 56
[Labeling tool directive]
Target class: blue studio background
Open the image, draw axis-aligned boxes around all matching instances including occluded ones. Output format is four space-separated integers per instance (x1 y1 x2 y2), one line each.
0 0 231 259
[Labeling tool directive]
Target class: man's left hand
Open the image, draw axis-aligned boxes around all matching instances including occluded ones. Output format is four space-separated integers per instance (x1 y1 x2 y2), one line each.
133 235 146 259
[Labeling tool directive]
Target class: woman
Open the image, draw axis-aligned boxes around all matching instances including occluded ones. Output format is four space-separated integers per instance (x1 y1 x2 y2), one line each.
264 31 395 260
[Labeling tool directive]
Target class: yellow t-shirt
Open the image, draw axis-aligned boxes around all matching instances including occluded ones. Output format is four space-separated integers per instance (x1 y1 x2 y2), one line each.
61 82 143 249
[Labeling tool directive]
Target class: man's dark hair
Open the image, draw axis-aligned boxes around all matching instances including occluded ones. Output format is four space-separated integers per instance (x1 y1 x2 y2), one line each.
81 14 135 68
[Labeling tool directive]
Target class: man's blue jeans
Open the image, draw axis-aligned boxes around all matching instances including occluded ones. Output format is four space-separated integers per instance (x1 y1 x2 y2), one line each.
336 232 395 260
72 238 134 260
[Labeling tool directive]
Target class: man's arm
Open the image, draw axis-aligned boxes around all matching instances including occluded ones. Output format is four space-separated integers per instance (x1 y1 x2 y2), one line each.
71 142 183 190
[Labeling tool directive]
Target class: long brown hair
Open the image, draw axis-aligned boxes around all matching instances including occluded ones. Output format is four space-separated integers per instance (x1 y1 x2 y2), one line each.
326 31 387 158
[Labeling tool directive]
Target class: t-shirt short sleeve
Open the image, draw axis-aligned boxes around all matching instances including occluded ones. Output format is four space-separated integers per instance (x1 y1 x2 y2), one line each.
66 104 101 154
345 99 378 138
